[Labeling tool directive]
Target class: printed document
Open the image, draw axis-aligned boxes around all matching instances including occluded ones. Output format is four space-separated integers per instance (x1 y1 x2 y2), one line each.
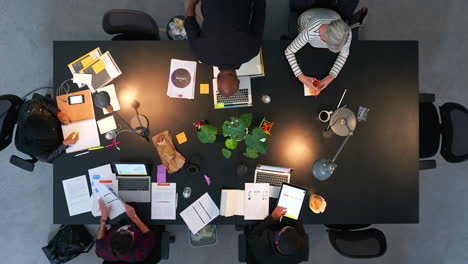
62 175 91 216
244 183 270 220
180 193 219 234
98 183 126 219
151 183 177 220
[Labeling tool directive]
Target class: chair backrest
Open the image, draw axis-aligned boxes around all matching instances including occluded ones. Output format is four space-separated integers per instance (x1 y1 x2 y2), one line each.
328 228 387 258
325 224 371 231
102 9 160 40
0 95 22 151
440 102 468 163
419 100 441 159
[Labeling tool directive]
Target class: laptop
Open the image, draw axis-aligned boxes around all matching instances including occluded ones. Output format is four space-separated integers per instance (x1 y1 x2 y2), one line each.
254 165 292 198
112 163 151 203
212 76 252 109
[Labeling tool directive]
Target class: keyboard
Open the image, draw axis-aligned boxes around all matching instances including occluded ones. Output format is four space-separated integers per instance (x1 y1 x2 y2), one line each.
216 88 250 105
256 171 289 187
118 178 149 191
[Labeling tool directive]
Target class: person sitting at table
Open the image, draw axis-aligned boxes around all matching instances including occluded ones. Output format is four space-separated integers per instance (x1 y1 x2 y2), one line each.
184 0 266 97
247 206 308 264
15 94 79 163
284 8 352 95
96 200 155 262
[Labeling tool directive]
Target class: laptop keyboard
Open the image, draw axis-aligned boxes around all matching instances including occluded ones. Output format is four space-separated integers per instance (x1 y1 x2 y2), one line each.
217 88 250 104
119 178 149 191
256 172 289 187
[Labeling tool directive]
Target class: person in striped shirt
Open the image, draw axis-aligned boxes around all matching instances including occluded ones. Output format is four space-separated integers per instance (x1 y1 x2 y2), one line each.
284 8 351 94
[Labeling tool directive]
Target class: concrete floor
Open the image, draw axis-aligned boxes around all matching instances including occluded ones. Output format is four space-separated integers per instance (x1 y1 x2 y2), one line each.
1 0 468 263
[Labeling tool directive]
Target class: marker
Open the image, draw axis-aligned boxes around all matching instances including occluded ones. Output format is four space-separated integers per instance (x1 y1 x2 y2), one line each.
105 142 121 148
88 146 104 151
72 129 80 139
74 151 90 157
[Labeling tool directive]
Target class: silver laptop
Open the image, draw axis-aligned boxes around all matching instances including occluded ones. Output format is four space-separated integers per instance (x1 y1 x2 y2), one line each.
113 163 151 203
254 165 292 198
212 76 252 108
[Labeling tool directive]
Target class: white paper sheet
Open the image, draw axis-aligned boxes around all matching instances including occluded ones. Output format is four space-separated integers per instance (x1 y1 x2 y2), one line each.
151 183 177 220
98 183 126 220
96 84 121 114
167 59 197 99
61 119 100 153
180 193 219 234
62 175 91 216
244 183 269 220
97 115 117 134
220 190 245 217
88 164 117 193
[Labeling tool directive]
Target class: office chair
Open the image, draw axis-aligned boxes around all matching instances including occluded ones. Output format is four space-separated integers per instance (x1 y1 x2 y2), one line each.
419 93 468 170
102 10 160 40
102 226 174 264
327 228 387 258
325 224 370 231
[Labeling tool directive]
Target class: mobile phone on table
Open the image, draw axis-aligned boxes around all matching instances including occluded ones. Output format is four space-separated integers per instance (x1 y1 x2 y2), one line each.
68 95 84 105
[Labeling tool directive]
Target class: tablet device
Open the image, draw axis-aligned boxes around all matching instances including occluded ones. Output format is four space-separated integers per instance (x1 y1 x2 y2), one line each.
276 183 307 221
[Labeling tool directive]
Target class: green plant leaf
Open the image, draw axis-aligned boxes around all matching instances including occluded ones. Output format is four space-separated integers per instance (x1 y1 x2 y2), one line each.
222 120 247 141
197 124 218 143
225 138 238 150
245 133 268 155
238 113 253 129
252 127 268 139
222 148 232 159
243 147 259 159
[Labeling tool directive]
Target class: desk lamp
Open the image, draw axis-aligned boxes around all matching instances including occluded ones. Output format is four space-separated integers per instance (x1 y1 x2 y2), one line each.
93 91 150 141
312 108 356 181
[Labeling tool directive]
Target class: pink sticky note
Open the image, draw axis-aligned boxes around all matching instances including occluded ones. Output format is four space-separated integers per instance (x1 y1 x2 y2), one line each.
204 175 211 186
157 164 167 183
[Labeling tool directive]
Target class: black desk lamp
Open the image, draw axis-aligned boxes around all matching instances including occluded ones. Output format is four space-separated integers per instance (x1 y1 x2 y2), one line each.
312 108 356 181
93 91 150 141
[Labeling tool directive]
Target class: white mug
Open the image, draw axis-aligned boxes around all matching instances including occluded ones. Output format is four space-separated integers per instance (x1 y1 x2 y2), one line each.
319 110 333 122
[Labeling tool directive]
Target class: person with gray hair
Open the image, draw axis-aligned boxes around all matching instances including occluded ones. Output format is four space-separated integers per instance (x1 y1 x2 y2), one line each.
285 8 352 94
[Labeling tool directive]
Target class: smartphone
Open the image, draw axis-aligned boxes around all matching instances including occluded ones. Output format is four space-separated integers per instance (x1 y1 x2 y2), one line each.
68 95 84 105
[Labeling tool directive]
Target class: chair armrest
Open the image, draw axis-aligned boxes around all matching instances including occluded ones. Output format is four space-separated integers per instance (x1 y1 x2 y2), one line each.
420 93 435 104
160 231 171 260
419 159 436 170
238 234 247 263
10 155 35 172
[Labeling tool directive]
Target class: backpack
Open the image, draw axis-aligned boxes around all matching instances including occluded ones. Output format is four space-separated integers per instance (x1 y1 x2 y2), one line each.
42 225 95 264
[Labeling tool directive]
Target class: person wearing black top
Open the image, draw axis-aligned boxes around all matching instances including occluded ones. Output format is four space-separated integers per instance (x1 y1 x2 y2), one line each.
15 94 79 162
247 206 308 264
184 0 266 97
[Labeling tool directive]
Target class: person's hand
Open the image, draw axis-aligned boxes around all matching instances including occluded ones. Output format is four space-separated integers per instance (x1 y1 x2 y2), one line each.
298 74 320 94
319 74 336 91
272 206 287 221
63 133 79 147
57 111 71 124
185 0 199 17
99 199 111 222
187 0 200 6
124 203 138 220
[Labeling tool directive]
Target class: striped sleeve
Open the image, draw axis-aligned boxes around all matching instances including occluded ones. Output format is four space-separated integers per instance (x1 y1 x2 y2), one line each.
329 31 352 77
284 29 310 77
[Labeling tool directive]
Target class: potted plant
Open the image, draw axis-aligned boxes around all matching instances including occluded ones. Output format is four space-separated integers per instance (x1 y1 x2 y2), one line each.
196 113 269 159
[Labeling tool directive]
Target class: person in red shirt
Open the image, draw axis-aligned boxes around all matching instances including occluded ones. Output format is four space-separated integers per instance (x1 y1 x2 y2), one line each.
95 200 155 262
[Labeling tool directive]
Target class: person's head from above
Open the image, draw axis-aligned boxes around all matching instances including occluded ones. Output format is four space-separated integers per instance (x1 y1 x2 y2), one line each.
275 226 307 256
110 230 135 257
217 70 239 97
21 113 60 154
321 19 351 53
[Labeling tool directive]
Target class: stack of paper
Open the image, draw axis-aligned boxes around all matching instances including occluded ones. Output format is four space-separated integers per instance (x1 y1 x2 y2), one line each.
213 50 265 78
244 183 270 220
220 190 245 217
167 59 197 99
180 193 219 234
151 183 177 220
62 175 91 216
88 164 118 193
61 119 101 153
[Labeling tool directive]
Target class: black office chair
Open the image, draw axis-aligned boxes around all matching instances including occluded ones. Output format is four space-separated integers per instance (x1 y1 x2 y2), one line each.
327 228 387 259
419 93 468 170
325 224 371 231
102 226 174 264
102 10 160 40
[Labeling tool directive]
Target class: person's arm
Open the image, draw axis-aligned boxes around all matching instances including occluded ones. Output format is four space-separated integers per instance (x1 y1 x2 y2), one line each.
320 31 352 90
36 132 79 163
184 0 201 41
249 206 286 240
284 29 310 78
97 199 111 240
124 203 150 234
249 0 266 42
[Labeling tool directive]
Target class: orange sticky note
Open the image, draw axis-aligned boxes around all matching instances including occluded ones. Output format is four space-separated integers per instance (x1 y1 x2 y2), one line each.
176 132 188 144
200 84 209 94
309 88 318 96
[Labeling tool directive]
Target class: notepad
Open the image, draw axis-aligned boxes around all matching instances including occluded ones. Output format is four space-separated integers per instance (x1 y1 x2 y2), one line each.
200 84 209 94
97 115 117 135
220 189 245 217
176 132 187 144
62 119 100 153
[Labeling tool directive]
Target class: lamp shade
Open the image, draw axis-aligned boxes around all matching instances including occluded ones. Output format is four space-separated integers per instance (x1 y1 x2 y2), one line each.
312 159 337 181
93 91 111 109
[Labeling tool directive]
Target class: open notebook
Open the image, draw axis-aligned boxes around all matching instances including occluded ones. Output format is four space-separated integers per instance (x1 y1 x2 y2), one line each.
213 50 264 78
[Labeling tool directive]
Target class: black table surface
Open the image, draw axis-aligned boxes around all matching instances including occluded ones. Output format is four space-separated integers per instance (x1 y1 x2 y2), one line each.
53 40 419 225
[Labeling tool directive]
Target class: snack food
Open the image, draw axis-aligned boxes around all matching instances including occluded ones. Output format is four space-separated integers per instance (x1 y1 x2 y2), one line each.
309 194 327 214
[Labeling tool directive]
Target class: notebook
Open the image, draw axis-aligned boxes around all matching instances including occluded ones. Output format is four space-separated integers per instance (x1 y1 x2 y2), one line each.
56 90 95 122
213 50 264 78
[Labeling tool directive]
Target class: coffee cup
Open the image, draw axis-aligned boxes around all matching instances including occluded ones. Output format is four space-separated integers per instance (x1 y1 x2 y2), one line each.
319 110 333 122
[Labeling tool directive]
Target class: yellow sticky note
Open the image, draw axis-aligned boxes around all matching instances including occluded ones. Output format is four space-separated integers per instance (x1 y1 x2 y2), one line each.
92 60 106 74
200 84 209 94
176 132 188 144
81 56 95 68
215 103 225 109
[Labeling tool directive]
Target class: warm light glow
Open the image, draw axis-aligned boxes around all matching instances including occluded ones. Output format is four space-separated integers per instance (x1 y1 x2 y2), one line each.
118 86 138 108
278 125 318 168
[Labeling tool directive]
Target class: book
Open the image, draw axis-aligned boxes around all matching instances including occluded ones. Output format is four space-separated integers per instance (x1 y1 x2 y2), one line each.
80 51 122 92
213 49 265 78
167 59 197 99
68 48 102 88
220 189 245 217
56 90 95 122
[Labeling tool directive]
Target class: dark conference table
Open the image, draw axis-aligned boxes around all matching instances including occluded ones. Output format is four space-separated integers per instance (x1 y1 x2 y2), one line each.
53 40 419 225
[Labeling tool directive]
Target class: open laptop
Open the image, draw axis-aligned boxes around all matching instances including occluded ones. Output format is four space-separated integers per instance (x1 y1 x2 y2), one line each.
254 165 292 198
112 163 151 203
212 76 252 109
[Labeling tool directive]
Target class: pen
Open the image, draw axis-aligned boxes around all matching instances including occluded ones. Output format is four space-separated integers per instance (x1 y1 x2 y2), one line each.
72 129 80 139
74 151 90 157
105 142 121 148
88 146 104 151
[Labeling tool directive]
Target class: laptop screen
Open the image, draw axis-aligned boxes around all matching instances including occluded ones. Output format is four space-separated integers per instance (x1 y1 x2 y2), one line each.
114 163 148 176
